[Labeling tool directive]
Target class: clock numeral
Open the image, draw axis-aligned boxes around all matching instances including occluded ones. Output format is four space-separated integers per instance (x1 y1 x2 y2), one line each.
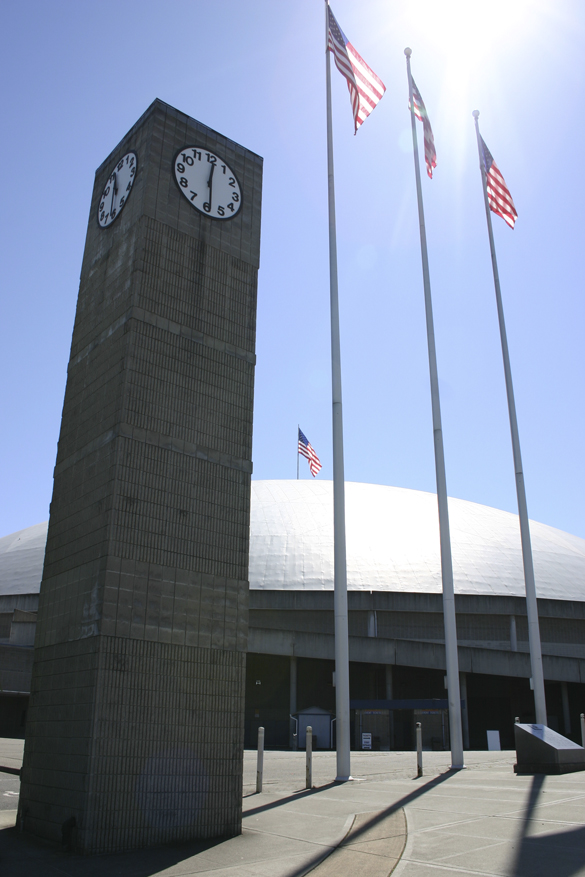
177 162 185 174
227 203 234 213
191 149 202 161
203 202 211 213
228 177 236 188
180 177 188 188
221 164 226 174
98 153 136 228
205 153 216 164
232 192 239 202
217 205 225 216
189 191 197 201
181 153 194 166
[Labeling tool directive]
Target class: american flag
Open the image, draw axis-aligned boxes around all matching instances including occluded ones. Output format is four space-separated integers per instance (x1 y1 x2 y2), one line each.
480 136 518 229
327 6 385 134
410 79 436 179
298 429 322 477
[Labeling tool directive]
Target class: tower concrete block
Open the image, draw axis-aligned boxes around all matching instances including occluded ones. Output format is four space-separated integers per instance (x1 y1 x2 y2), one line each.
18 100 262 853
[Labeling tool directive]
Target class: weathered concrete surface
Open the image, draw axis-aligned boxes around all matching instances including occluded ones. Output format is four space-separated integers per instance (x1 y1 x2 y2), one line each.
3 743 585 875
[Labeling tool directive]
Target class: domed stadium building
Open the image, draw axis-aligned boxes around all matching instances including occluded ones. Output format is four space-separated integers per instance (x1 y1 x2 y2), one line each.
1 480 585 751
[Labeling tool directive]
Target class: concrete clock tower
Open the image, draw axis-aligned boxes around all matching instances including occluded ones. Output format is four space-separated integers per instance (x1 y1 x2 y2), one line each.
19 100 262 853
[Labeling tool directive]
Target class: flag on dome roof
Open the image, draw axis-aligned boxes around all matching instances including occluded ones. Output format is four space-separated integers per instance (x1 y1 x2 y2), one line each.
409 78 436 178
327 6 385 133
479 136 518 229
298 429 322 477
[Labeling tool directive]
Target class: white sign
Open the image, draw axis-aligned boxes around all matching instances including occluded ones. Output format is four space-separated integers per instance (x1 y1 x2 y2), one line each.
361 732 372 750
486 730 501 751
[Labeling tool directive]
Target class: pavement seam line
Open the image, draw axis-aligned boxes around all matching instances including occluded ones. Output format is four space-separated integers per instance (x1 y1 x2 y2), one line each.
403 857 503 875
433 837 510 862
243 827 337 847
412 815 515 835
301 812 357 875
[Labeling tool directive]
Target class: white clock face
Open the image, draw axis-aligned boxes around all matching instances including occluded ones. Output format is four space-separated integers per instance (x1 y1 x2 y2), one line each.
173 146 242 220
97 151 137 228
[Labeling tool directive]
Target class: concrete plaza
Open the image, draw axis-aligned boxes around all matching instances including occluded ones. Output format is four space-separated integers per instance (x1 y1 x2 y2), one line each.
1 741 585 875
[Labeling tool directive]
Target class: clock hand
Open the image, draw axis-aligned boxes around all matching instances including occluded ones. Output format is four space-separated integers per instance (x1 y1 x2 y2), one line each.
207 162 215 209
110 172 118 215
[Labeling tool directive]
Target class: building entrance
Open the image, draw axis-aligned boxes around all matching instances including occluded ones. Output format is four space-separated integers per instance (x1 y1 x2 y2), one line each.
352 699 450 751
355 709 390 750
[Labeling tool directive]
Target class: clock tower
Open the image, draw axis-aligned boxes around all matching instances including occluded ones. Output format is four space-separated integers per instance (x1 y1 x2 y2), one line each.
19 100 262 854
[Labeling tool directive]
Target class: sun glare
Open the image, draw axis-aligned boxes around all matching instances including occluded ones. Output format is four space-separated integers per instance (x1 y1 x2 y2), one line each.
406 0 537 66
386 0 554 159
379 0 552 68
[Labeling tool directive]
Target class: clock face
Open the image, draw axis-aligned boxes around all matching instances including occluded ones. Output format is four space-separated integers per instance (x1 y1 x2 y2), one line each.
173 146 242 220
97 151 137 228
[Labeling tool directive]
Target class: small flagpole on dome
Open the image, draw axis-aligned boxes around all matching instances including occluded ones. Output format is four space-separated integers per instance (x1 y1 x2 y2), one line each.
297 426 300 480
472 110 547 726
405 47 465 769
324 0 352 783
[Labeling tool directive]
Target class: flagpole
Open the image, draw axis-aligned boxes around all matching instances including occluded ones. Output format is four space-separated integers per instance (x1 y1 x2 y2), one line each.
472 111 547 726
405 48 464 769
325 0 351 782
297 426 300 480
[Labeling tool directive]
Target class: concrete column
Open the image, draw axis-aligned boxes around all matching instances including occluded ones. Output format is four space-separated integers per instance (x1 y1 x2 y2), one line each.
561 681 571 736
510 616 518 652
18 101 262 854
256 727 264 793
290 656 297 749
386 664 394 750
460 672 470 750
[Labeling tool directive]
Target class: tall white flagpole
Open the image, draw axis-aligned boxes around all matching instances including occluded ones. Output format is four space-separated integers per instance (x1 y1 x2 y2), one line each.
405 48 464 769
325 0 351 782
472 111 547 725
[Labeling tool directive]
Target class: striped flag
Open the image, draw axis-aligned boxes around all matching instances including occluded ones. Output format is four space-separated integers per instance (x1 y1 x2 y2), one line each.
327 6 385 134
298 429 322 477
410 79 436 179
480 137 517 229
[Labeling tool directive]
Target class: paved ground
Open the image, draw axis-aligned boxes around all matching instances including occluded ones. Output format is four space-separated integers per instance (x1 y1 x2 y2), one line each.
1 741 585 875
0 738 24 774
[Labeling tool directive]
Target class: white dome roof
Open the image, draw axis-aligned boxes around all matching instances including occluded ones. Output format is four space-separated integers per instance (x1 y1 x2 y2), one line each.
0 522 48 596
249 481 585 601
1 481 584 602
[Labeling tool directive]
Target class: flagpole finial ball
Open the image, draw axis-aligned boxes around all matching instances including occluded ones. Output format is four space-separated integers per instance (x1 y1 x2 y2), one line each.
404 47 412 57
472 110 480 119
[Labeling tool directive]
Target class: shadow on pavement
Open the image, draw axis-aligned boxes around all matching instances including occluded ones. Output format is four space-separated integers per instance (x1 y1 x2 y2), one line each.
0 768 455 877
278 768 457 877
512 774 585 877
243 781 338 817
0 824 226 877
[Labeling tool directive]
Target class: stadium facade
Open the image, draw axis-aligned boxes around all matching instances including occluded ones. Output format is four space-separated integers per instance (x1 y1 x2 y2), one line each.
2 480 584 751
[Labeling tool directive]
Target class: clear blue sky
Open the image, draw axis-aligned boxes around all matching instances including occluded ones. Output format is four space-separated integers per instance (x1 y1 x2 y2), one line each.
1 0 583 540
